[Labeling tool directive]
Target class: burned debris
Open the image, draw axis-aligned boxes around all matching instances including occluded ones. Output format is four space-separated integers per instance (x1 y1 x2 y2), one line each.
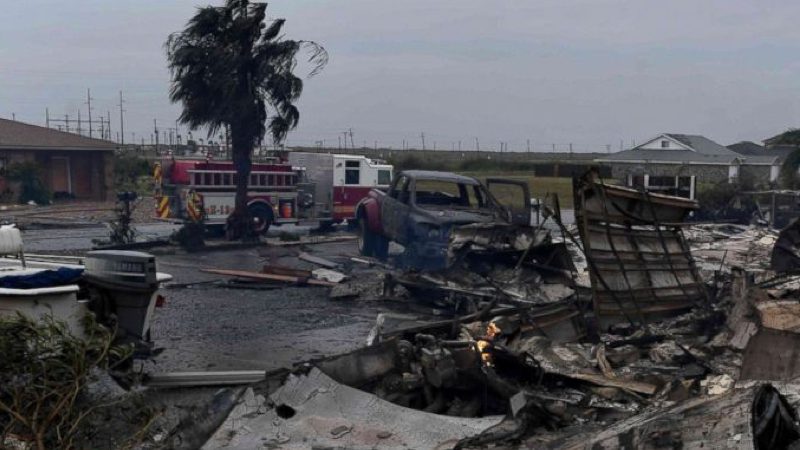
10 167 800 449
157 169 800 449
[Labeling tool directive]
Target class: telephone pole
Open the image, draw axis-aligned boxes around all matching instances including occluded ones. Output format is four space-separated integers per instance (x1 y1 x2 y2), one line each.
154 119 159 155
349 128 355 149
86 88 93 138
420 132 426 150
107 111 112 140
475 137 480 152
118 91 125 145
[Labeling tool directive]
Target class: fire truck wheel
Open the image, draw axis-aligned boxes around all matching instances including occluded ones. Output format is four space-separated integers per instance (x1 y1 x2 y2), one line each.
249 204 273 235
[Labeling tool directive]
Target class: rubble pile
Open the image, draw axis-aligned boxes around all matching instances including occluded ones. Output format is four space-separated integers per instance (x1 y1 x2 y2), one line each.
71 171 800 449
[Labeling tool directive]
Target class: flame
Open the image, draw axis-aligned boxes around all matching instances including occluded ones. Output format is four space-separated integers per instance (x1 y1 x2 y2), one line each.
476 339 494 366
486 322 501 339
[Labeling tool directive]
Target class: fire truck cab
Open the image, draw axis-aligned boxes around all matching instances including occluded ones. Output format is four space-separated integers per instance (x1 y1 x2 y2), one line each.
288 152 393 226
154 157 300 234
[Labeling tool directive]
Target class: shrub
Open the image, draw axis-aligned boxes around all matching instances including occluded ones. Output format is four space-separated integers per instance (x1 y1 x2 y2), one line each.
6 162 50 205
114 154 152 194
0 313 132 449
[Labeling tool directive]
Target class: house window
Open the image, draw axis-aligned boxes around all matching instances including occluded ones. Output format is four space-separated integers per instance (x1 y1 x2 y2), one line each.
345 160 360 185
661 140 669 148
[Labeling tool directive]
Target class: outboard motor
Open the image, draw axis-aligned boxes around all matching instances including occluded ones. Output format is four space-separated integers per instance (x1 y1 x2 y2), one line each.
83 250 161 354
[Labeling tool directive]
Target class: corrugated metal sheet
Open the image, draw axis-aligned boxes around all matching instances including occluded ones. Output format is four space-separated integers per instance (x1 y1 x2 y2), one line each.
574 171 708 323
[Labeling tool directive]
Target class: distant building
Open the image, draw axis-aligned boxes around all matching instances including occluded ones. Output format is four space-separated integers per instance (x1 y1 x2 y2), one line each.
728 140 793 159
0 118 117 201
596 133 782 199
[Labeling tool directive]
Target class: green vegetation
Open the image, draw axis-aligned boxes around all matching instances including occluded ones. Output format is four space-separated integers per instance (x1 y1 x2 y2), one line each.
388 156 549 173
462 172 575 208
6 161 50 205
0 313 133 449
113 153 152 194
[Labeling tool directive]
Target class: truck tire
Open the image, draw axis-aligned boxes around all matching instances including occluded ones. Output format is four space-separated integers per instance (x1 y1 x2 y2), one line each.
373 231 389 261
358 212 389 260
358 214 375 257
249 203 273 235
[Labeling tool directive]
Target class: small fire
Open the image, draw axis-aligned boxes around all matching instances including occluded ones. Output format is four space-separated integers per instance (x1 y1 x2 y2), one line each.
476 339 494 366
486 322 501 339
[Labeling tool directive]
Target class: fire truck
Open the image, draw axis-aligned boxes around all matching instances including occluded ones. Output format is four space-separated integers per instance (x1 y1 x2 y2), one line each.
288 152 393 227
153 157 300 234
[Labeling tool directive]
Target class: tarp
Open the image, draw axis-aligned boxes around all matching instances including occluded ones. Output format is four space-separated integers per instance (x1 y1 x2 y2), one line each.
0 267 84 289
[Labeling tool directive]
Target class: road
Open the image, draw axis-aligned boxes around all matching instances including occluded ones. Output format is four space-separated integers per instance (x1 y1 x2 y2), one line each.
20 214 576 374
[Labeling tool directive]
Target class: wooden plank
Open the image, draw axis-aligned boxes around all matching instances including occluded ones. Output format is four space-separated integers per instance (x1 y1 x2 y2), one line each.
566 372 658 395
265 235 357 247
201 268 336 287
299 252 339 269
262 265 312 278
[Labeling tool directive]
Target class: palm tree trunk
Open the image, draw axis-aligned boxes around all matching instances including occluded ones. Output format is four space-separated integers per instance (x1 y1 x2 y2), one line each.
227 126 254 240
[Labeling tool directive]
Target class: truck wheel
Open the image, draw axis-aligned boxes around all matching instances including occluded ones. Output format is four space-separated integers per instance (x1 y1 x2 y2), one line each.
358 214 375 257
373 233 389 261
249 204 273 235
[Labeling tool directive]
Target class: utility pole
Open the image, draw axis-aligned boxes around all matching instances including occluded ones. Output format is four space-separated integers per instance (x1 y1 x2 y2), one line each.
77 110 82 135
118 91 125 145
420 132 426 150
458 140 461 151
527 139 531 153
154 119 159 155
349 128 355 149
98 116 105 140
337 135 341 150
107 111 112 140
65 114 70 133
46 108 49 128
86 88 93 138
475 137 480 152
569 143 573 156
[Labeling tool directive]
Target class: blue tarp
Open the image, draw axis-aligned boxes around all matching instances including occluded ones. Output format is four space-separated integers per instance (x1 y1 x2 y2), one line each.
0 267 84 289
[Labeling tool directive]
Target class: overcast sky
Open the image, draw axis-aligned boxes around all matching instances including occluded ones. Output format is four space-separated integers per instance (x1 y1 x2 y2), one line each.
1 0 799 152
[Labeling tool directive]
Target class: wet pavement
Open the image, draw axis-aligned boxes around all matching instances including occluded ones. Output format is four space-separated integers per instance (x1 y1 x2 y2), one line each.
145 241 397 373
21 222 407 374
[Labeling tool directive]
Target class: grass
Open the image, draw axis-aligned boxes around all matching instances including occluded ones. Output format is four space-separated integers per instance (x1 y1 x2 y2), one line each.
459 172 574 208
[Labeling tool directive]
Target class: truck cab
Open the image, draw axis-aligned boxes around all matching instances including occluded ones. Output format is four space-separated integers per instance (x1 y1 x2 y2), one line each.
357 170 531 267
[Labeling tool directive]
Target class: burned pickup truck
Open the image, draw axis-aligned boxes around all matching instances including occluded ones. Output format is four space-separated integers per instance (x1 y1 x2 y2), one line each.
355 170 533 268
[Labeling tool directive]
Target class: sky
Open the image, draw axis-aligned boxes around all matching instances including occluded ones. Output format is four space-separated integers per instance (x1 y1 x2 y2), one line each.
1 0 800 152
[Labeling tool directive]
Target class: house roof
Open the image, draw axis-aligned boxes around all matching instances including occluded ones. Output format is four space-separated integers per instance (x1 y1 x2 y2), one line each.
727 141 764 156
0 118 116 151
597 133 779 165
728 140 793 160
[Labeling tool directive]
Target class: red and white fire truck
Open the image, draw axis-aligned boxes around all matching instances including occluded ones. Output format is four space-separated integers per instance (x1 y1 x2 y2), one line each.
289 152 393 227
153 157 300 234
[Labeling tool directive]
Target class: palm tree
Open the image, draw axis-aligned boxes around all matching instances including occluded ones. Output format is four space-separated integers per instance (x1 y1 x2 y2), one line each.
166 0 326 239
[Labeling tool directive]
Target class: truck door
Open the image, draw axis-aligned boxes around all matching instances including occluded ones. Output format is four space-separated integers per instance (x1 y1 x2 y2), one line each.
382 175 411 242
486 178 532 225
